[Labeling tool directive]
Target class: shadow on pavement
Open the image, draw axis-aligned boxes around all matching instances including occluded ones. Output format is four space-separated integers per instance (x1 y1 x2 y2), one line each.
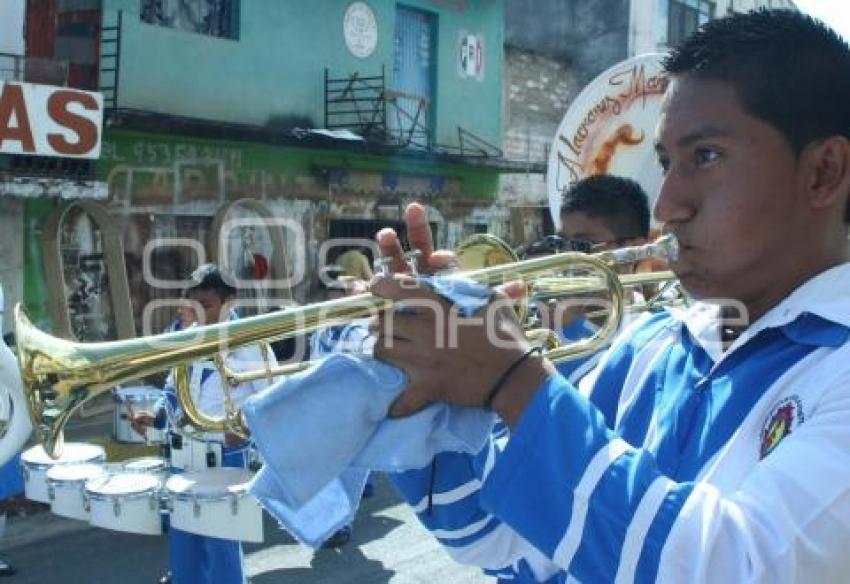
248 473 405 583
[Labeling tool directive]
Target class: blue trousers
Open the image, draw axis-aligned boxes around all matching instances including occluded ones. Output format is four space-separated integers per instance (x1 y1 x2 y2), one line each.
169 447 248 584
0 454 23 500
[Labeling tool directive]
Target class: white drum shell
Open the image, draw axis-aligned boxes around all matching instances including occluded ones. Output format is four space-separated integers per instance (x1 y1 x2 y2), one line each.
46 463 106 521
114 386 166 444
169 437 222 472
21 443 105 503
86 473 163 536
166 469 262 543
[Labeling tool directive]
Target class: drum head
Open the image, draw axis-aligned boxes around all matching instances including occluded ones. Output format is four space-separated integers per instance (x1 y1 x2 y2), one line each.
87 472 160 496
22 442 105 465
46 463 105 483
123 457 166 473
166 468 253 497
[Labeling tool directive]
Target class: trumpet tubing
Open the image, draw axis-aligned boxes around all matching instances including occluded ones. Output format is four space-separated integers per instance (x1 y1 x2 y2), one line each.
222 270 680 387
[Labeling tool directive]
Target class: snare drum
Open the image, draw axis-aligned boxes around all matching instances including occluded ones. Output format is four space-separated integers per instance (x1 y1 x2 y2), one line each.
122 456 167 481
21 443 105 503
166 468 263 542
46 463 106 521
113 386 166 444
86 472 164 536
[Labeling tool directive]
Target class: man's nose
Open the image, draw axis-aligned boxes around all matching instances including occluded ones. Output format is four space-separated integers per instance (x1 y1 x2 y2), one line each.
653 168 696 224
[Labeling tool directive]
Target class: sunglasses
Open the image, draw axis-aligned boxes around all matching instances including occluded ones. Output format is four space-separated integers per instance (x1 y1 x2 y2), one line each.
525 235 641 257
535 236 593 254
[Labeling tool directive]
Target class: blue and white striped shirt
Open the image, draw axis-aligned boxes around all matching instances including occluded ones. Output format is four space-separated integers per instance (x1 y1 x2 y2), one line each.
391 263 850 583
309 320 374 359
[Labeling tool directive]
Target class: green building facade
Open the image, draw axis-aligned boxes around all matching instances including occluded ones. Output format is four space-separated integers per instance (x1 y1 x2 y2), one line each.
24 1 520 339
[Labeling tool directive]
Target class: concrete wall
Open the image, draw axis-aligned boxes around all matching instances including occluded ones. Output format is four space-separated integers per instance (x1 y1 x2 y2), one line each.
499 47 581 209
501 0 631 243
505 0 630 85
102 0 504 147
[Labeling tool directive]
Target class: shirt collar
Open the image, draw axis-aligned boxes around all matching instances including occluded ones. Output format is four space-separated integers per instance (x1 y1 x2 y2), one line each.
754 262 850 330
666 262 850 362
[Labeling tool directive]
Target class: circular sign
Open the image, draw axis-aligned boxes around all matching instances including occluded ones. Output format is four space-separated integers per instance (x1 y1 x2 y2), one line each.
344 2 378 59
458 33 485 80
547 54 668 229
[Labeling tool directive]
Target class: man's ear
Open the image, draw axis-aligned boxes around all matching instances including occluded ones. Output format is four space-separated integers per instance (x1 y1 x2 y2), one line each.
803 136 850 213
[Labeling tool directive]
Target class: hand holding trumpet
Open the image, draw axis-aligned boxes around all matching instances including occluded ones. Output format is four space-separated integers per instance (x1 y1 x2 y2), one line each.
370 203 555 426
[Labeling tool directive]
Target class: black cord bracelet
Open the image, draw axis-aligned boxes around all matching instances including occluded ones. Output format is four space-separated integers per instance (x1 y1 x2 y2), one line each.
483 346 543 410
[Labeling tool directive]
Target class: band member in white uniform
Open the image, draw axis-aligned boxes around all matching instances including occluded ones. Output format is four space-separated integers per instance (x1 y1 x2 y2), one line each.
132 264 276 584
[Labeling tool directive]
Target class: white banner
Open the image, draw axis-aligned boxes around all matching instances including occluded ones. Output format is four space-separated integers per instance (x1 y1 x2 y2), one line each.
0 81 103 159
547 54 667 230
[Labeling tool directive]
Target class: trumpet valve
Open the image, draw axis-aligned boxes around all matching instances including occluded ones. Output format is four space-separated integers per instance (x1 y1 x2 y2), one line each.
404 249 423 275
373 256 392 276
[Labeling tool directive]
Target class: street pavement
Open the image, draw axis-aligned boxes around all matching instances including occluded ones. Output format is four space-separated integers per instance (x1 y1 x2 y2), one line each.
2 410 490 584
4 474 489 584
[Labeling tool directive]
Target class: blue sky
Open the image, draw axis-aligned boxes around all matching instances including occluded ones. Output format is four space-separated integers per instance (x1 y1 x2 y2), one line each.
794 0 850 41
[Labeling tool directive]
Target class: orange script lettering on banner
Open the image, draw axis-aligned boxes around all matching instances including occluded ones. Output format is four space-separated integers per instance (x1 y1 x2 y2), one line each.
0 81 103 159
547 54 668 229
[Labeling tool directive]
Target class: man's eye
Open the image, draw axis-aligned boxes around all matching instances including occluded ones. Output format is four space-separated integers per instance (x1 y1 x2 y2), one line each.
695 147 721 166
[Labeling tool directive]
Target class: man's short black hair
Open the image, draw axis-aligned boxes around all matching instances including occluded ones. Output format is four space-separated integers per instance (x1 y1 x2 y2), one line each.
184 263 237 300
560 175 650 239
664 8 850 223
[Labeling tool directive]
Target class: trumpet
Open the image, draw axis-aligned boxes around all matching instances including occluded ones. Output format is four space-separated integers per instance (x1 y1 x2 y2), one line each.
14 234 679 458
220 269 682 387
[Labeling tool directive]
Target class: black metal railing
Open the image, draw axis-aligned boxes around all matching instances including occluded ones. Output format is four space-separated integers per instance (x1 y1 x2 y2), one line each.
324 67 502 158
99 11 123 112
324 66 388 143
384 88 431 149
453 127 503 158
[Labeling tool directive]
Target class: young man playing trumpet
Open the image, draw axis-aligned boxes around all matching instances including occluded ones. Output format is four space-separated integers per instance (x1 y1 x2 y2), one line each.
371 9 850 583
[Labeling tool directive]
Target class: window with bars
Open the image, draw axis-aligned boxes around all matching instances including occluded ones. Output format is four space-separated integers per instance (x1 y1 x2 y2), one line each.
667 0 714 47
140 0 240 40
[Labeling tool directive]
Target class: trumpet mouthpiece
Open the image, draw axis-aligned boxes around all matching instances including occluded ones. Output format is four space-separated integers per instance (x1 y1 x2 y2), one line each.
656 233 680 262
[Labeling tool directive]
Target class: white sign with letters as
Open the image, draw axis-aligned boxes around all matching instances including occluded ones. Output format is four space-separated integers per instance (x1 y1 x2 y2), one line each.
0 81 103 159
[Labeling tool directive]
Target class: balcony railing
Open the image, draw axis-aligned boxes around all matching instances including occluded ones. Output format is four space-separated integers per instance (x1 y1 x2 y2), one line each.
324 67 502 158
0 53 69 86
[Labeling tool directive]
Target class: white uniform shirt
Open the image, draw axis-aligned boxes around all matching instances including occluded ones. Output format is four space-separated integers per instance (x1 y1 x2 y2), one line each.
166 343 277 442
